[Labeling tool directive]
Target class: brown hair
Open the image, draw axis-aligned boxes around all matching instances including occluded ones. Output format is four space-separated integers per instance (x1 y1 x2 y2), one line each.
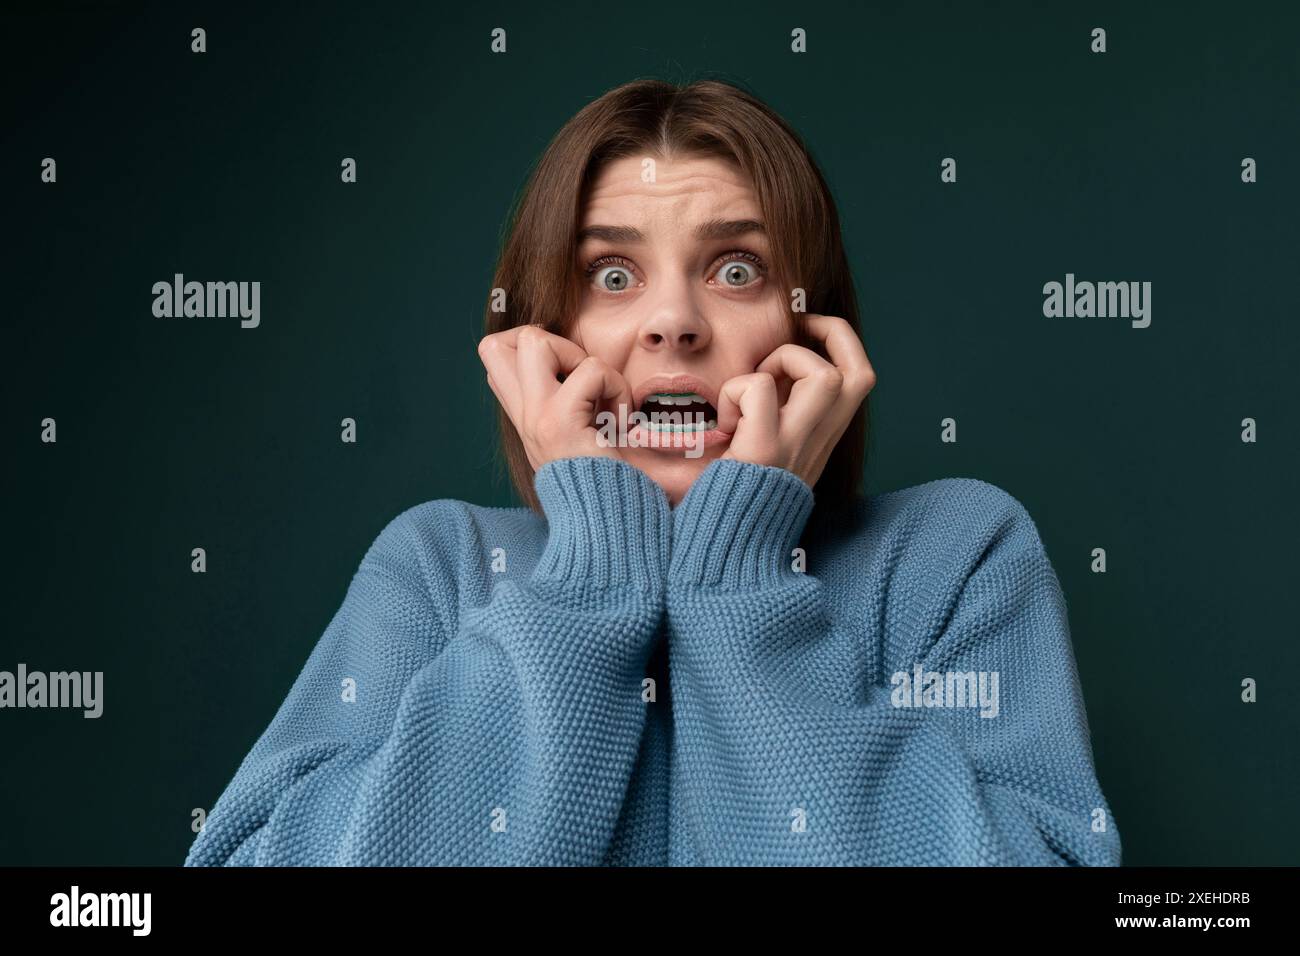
484 77 868 513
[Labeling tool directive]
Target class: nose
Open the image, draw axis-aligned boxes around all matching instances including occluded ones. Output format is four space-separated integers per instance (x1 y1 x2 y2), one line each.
636 280 712 353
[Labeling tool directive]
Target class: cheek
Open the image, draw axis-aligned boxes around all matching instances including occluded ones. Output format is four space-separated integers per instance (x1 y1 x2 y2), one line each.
758 314 794 355
720 304 793 368
567 315 634 365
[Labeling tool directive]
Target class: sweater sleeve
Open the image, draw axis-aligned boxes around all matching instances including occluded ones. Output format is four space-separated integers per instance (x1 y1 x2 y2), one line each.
184 456 670 866
665 458 1122 866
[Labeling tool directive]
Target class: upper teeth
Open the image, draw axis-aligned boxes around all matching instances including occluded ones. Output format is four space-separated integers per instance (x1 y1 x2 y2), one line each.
646 392 706 406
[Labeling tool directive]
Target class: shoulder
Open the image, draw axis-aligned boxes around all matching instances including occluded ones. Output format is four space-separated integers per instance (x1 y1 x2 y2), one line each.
365 499 540 562
815 476 1044 558
878 477 1063 624
874 476 1044 555
815 477 1067 668
887 477 1053 596
355 498 546 620
811 476 1056 623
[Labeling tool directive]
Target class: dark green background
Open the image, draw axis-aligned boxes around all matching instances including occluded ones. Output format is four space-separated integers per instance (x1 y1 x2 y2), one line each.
3 1 1296 865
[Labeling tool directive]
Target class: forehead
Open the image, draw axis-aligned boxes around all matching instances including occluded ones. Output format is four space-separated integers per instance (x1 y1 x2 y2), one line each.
581 154 762 230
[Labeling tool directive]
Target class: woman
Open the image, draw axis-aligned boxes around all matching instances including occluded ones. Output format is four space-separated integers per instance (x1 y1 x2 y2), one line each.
185 78 1121 866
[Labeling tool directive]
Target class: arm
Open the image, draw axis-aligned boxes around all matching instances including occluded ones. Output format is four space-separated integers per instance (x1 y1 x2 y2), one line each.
185 455 669 866
665 458 1122 866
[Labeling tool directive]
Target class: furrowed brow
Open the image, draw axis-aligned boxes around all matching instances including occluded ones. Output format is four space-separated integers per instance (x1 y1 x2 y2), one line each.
694 218 766 241
576 224 645 243
576 220 767 244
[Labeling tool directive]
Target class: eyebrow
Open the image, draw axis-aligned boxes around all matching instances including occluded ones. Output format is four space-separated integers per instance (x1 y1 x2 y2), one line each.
575 218 766 244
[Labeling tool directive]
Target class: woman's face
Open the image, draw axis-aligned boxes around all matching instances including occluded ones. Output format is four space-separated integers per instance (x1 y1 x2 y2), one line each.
569 153 792 505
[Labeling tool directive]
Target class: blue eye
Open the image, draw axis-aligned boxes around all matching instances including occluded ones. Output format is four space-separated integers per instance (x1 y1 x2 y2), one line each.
712 257 761 287
585 255 638 293
592 265 633 292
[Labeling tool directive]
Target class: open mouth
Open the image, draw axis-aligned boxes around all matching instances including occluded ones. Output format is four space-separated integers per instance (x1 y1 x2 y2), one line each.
638 392 719 432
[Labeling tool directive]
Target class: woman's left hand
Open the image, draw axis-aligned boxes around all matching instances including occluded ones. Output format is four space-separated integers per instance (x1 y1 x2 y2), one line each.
717 314 877 488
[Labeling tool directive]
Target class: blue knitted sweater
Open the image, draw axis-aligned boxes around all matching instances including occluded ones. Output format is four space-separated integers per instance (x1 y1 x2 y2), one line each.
184 456 1121 866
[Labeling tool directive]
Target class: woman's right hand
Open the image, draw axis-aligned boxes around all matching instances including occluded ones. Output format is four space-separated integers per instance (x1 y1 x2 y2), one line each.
478 325 632 470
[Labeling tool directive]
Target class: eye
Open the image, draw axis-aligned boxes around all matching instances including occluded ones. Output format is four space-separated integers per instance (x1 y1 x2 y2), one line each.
594 266 632 292
586 256 639 294
709 251 766 288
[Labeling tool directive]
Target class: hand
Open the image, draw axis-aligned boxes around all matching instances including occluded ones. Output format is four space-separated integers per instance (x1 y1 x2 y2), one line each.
478 325 633 470
717 314 877 487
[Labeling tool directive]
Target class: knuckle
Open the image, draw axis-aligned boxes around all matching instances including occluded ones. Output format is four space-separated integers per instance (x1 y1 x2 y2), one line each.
818 367 844 391
842 372 869 396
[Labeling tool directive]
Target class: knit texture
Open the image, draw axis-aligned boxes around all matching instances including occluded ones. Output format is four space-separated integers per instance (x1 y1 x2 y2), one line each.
184 456 1121 866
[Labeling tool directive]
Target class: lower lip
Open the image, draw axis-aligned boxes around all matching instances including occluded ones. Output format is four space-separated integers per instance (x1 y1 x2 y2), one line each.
626 423 732 452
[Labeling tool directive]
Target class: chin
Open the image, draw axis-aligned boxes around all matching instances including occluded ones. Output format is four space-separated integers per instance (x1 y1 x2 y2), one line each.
624 446 727 507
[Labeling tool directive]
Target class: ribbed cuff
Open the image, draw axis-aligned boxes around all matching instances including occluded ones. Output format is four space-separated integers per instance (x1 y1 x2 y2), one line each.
669 458 814 588
532 456 671 592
